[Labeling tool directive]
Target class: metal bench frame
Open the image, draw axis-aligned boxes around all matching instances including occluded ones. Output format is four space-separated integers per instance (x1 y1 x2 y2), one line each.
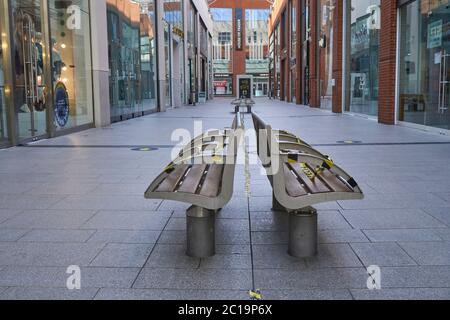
145 113 244 258
252 112 364 257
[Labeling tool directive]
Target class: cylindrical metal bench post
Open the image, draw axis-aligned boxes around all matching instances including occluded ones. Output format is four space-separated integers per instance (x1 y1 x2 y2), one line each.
186 206 216 258
288 207 318 258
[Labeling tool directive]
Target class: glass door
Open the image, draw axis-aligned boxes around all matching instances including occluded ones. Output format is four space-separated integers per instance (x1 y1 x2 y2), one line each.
0 16 8 144
399 0 450 130
11 0 49 140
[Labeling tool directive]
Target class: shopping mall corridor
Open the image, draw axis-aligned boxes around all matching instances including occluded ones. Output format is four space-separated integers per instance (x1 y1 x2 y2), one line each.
1 97 450 300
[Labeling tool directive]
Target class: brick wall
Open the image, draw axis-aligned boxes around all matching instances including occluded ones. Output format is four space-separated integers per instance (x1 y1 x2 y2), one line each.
379 0 397 124
309 0 320 108
332 0 343 114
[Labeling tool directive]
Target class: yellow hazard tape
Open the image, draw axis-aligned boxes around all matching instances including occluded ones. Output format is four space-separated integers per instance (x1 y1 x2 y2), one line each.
300 162 316 181
249 290 262 300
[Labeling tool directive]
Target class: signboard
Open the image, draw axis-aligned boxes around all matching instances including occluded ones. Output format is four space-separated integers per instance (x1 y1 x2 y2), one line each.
351 15 370 55
235 8 243 50
427 20 442 49
54 82 69 128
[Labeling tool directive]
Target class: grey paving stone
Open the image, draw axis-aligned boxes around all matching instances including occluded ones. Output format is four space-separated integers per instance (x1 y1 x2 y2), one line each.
0 266 139 288
51 195 161 211
82 211 170 231
200 253 251 269
434 228 450 240
341 209 446 229
0 242 105 267
422 207 450 227
133 268 252 290
306 244 363 268
261 289 352 300
0 194 65 210
0 287 99 300
319 229 369 243
254 268 368 290
28 182 99 195
0 229 29 241
350 243 417 267
159 230 250 245
252 245 307 269
155 200 190 212
95 288 248 300
89 183 149 196
0 209 23 224
88 230 161 244
398 242 450 266
380 266 450 288
318 211 353 230
19 229 96 243
339 193 449 210
90 243 154 268
252 232 288 245
0 210 96 230
144 244 200 269
351 288 450 300
0 182 40 195
363 229 443 242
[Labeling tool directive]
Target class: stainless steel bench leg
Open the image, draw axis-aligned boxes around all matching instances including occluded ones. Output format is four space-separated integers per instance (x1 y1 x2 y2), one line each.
288 207 318 258
272 193 287 212
186 205 216 258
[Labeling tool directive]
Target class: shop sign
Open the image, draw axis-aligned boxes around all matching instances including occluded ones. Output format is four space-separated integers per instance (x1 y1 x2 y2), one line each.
236 9 243 50
427 20 442 49
351 16 370 54
54 82 69 128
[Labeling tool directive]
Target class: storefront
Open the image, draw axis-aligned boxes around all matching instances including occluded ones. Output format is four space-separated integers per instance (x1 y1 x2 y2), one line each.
0 0 94 147
398 0 450 131
107 0 158 122
344 0 380 117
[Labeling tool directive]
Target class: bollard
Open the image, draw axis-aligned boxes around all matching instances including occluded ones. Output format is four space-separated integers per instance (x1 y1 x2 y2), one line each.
186 206 216 258
288 207 318 258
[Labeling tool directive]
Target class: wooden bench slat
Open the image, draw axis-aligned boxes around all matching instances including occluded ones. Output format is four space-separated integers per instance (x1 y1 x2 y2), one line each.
156 165 189 193
200 164 224 198
283 164 308 197
291 163 331 194
178 165 208 194
317 170 352 192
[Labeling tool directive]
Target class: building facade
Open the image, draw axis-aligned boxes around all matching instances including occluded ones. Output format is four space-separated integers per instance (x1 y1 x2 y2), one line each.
0 0 213 148
210 0 271 98
269 0 450 133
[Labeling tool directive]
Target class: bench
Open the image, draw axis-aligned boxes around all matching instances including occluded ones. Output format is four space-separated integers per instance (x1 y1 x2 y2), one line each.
251 112 364 257
231 98 255 114
145 113 243 258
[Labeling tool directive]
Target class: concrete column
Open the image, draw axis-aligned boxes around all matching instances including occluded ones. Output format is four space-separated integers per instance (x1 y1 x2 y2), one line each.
156 0 167 112
90 0 111 127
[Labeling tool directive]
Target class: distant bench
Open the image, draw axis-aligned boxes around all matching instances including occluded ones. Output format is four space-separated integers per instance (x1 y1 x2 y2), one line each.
231 98 255 114
251 112 364 257
145 113 244 258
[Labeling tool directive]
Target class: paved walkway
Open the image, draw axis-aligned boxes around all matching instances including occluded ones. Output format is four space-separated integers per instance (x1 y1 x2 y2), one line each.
1 98 450 300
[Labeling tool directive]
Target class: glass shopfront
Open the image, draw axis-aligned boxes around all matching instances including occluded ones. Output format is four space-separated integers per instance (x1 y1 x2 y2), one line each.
245 9 270 97
344 0 380 117
107 0 157 122
319 0 334 110
0 18 7 144
0 0 94 146
399 0 450 130
211 8 233 96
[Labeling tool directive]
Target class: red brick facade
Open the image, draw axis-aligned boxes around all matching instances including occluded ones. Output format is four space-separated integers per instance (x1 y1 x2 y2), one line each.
269 0 399 125
210 0 270 95
379 0 398 125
